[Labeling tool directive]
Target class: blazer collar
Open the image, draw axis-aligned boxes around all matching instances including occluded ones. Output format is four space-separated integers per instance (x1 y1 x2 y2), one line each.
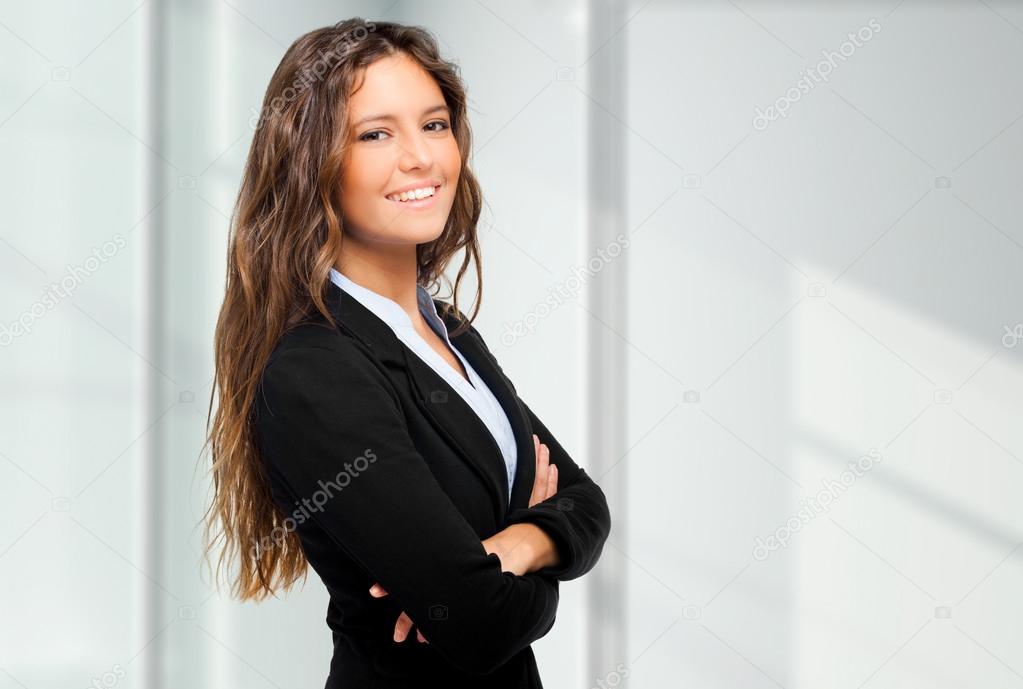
321 279 535 524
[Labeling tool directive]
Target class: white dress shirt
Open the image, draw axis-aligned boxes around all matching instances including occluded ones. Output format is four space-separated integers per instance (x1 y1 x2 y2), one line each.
329 267 518 499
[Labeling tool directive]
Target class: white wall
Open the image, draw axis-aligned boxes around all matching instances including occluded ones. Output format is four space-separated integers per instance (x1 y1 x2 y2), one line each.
0 1 1020 688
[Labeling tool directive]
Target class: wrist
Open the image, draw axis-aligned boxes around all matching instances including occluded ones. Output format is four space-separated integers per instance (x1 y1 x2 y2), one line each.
485 523 562 575
513 523 560 573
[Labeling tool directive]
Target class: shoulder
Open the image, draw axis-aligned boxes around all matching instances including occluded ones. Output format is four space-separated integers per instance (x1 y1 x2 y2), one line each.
256 324 402 418
259 323 390 396
263 323 364 370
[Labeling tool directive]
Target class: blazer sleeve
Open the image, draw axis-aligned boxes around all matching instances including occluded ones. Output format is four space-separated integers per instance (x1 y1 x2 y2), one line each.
255 341 559 676
464 323 612 582
504 399 612 581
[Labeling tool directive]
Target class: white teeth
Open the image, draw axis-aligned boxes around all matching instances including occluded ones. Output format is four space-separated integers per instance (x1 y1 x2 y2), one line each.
388 186 437 202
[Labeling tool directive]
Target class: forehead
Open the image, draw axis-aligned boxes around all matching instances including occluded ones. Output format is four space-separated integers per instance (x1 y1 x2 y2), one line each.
348 53 443 115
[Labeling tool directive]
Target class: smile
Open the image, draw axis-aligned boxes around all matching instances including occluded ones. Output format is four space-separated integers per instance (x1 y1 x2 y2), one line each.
385 185 441 210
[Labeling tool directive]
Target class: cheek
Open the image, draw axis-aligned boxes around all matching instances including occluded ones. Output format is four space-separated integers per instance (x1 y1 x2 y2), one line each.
436 145 462 191
340 154 388 210
442 140 462 173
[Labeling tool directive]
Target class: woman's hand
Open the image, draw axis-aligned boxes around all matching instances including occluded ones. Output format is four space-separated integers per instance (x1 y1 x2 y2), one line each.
480 434 561 575
529 433 558 508
369 434 560 643
481 522 559 575
368 583 428 644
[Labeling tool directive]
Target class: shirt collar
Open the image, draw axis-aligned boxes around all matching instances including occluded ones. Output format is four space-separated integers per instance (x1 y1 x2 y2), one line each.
328 267 449 342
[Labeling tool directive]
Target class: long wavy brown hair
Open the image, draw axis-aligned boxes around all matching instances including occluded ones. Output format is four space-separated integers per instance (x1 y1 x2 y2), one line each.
200 18 485 601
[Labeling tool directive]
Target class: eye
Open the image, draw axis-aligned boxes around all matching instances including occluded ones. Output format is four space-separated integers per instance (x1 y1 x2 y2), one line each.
358 120 450 142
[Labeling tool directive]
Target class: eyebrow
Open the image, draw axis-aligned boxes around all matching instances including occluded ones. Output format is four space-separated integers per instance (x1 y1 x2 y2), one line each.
352 104 450 129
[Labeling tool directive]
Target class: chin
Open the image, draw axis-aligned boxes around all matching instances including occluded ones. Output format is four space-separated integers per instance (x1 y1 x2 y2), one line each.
414 224 448 244
369 223 447 246
391 218 448 241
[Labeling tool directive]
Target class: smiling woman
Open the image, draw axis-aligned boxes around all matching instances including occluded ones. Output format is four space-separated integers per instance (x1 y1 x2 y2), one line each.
339 52 461 240
201 17 610 689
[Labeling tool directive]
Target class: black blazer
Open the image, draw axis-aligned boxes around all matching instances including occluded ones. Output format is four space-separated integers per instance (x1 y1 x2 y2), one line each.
253 279 612 688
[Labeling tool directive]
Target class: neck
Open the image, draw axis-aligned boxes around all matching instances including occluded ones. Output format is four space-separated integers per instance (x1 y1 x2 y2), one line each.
335 238 423 324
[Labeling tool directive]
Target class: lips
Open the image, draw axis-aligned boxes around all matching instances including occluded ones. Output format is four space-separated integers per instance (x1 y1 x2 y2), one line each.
386 185 441 203
383 184 443 212
384 178 443 198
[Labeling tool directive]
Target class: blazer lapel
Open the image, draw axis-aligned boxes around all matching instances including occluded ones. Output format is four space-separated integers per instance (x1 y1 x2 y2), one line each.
437 304 537 522
323 280 533 524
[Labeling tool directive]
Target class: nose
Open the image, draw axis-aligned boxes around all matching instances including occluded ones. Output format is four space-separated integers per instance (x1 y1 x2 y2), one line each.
397 131 434 171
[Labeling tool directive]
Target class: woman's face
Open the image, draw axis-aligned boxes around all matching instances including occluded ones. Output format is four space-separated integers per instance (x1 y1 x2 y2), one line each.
339 53 461 246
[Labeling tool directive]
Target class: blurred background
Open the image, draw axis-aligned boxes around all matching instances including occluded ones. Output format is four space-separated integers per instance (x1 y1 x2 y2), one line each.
2 0 1022 687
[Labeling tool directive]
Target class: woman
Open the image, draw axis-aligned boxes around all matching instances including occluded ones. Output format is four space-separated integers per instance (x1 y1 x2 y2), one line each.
202 18 611 688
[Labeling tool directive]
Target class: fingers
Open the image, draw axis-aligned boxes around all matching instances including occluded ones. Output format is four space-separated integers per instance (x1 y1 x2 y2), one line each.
370 584 427 644
393 611 413 642
531 435 548 504
530 434 551 507
528 433 553 507
547 463 557 496
535 435 552 498
371 585 426 644
391 612 429 644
